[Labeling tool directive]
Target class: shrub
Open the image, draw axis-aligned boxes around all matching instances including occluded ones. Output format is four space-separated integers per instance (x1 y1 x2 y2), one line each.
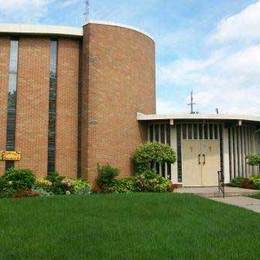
46 171 64 184
72 179 91 195
229 176 260 190
0 177 6 191
133 142 176 174
35 178 52 190
35 172 91 196
229 177 246 187
3 168 36 191
134 170 172 192
250 175 260 190
0 178 16 198
95 163 173 193
247 154 260 166
103 178 136 193
43 171 68 195
32 187 53 197
240 178 255 189
96 164 119 188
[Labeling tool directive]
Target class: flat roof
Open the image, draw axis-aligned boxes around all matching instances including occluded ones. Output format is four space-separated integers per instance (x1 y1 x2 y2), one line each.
0 21 153 40
137 113 260 123
0 24 83 37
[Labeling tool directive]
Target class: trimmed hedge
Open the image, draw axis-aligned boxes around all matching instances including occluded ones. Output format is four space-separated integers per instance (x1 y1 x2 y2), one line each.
133 142 176 174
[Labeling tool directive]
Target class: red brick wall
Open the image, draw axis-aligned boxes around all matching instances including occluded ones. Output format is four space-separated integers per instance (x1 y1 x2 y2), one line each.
81 24 156 183
56 38 80 178
15 38 50 177
0 37 10 175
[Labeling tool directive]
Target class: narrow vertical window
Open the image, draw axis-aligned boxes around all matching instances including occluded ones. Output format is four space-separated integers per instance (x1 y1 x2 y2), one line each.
199 124 203 139
244 127 248 177
232 128 236 177
160 124 165 144
188 124 193 139
48 40 58 173
6 38 19 170
240 127 244 177
193 124 198 139
155 124 159 142
177 124 182 182
228 128 233 180
219 125 224 174
149 124 154 142
209 124 213 140
237 127 241 176
204 124 208 139
166 124 171 145
214 124 219 139
182 124 187 140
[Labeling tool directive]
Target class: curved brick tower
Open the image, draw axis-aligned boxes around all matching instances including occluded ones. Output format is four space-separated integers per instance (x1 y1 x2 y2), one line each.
81 23 156 183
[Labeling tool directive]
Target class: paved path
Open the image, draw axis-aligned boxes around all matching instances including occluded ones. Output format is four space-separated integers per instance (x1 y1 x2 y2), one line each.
212 196 260 213
175 186 260 213
175 186 259 198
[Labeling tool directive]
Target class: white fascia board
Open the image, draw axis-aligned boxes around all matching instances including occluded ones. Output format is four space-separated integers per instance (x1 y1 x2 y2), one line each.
137 112 260 123
0 24 83 37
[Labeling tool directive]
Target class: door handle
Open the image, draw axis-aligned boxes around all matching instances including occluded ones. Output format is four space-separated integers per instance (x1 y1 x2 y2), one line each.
203 154 206 165
198 154 201 165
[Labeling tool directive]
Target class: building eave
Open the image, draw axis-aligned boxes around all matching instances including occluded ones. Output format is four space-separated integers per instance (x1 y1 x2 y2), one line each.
0 24 83 37
0 21 153 40
137 113 260 124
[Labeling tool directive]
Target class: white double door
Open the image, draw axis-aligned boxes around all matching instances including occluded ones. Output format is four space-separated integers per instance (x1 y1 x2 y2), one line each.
182 140 220 186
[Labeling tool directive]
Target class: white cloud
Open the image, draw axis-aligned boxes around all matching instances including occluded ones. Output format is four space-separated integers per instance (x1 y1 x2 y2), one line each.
157 99 175 114
157 1 260 115
158 45 260 115
211 1 260 43
158 51 222 85
0 0 51 22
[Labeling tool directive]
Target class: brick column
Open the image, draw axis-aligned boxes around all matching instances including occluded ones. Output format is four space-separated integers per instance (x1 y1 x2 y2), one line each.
81 23 156 183
56 38 80 178
15 38 50 178
0 37 10 175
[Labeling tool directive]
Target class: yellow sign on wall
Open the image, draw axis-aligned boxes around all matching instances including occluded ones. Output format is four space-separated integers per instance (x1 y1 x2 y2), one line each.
0 151 21 161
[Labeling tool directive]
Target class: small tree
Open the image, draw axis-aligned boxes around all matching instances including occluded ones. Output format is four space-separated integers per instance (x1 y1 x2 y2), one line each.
133 142 176 174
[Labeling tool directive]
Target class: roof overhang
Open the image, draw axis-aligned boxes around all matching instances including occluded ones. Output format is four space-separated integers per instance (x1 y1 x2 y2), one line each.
0 21 153 40
137 113 260 124
0 24 83 38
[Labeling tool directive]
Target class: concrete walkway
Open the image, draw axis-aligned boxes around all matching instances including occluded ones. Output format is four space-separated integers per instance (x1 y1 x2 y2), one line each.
175 186 259 198
212 196 260 213
175 186 260 213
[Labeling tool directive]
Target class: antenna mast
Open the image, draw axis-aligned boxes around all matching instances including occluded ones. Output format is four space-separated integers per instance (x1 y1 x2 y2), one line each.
84 0 90 24
188 90 196 114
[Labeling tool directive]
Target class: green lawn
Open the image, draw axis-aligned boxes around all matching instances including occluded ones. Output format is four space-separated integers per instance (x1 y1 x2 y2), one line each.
0 193 259 260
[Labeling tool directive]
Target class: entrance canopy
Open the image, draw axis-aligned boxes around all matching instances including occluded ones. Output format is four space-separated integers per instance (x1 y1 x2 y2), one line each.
137 113 260 187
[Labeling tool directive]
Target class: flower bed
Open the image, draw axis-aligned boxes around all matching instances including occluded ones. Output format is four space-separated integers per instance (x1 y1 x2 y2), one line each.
0 168 91 198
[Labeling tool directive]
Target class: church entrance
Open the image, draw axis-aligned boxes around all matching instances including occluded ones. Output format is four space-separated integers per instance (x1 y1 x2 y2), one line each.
181 123 221 186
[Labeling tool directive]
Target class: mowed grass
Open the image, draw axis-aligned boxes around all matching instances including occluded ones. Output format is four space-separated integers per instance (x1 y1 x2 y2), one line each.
0 193 259 260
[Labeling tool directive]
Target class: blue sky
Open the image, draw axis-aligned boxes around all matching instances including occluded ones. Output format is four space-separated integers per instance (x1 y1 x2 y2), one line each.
0 0 260 115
